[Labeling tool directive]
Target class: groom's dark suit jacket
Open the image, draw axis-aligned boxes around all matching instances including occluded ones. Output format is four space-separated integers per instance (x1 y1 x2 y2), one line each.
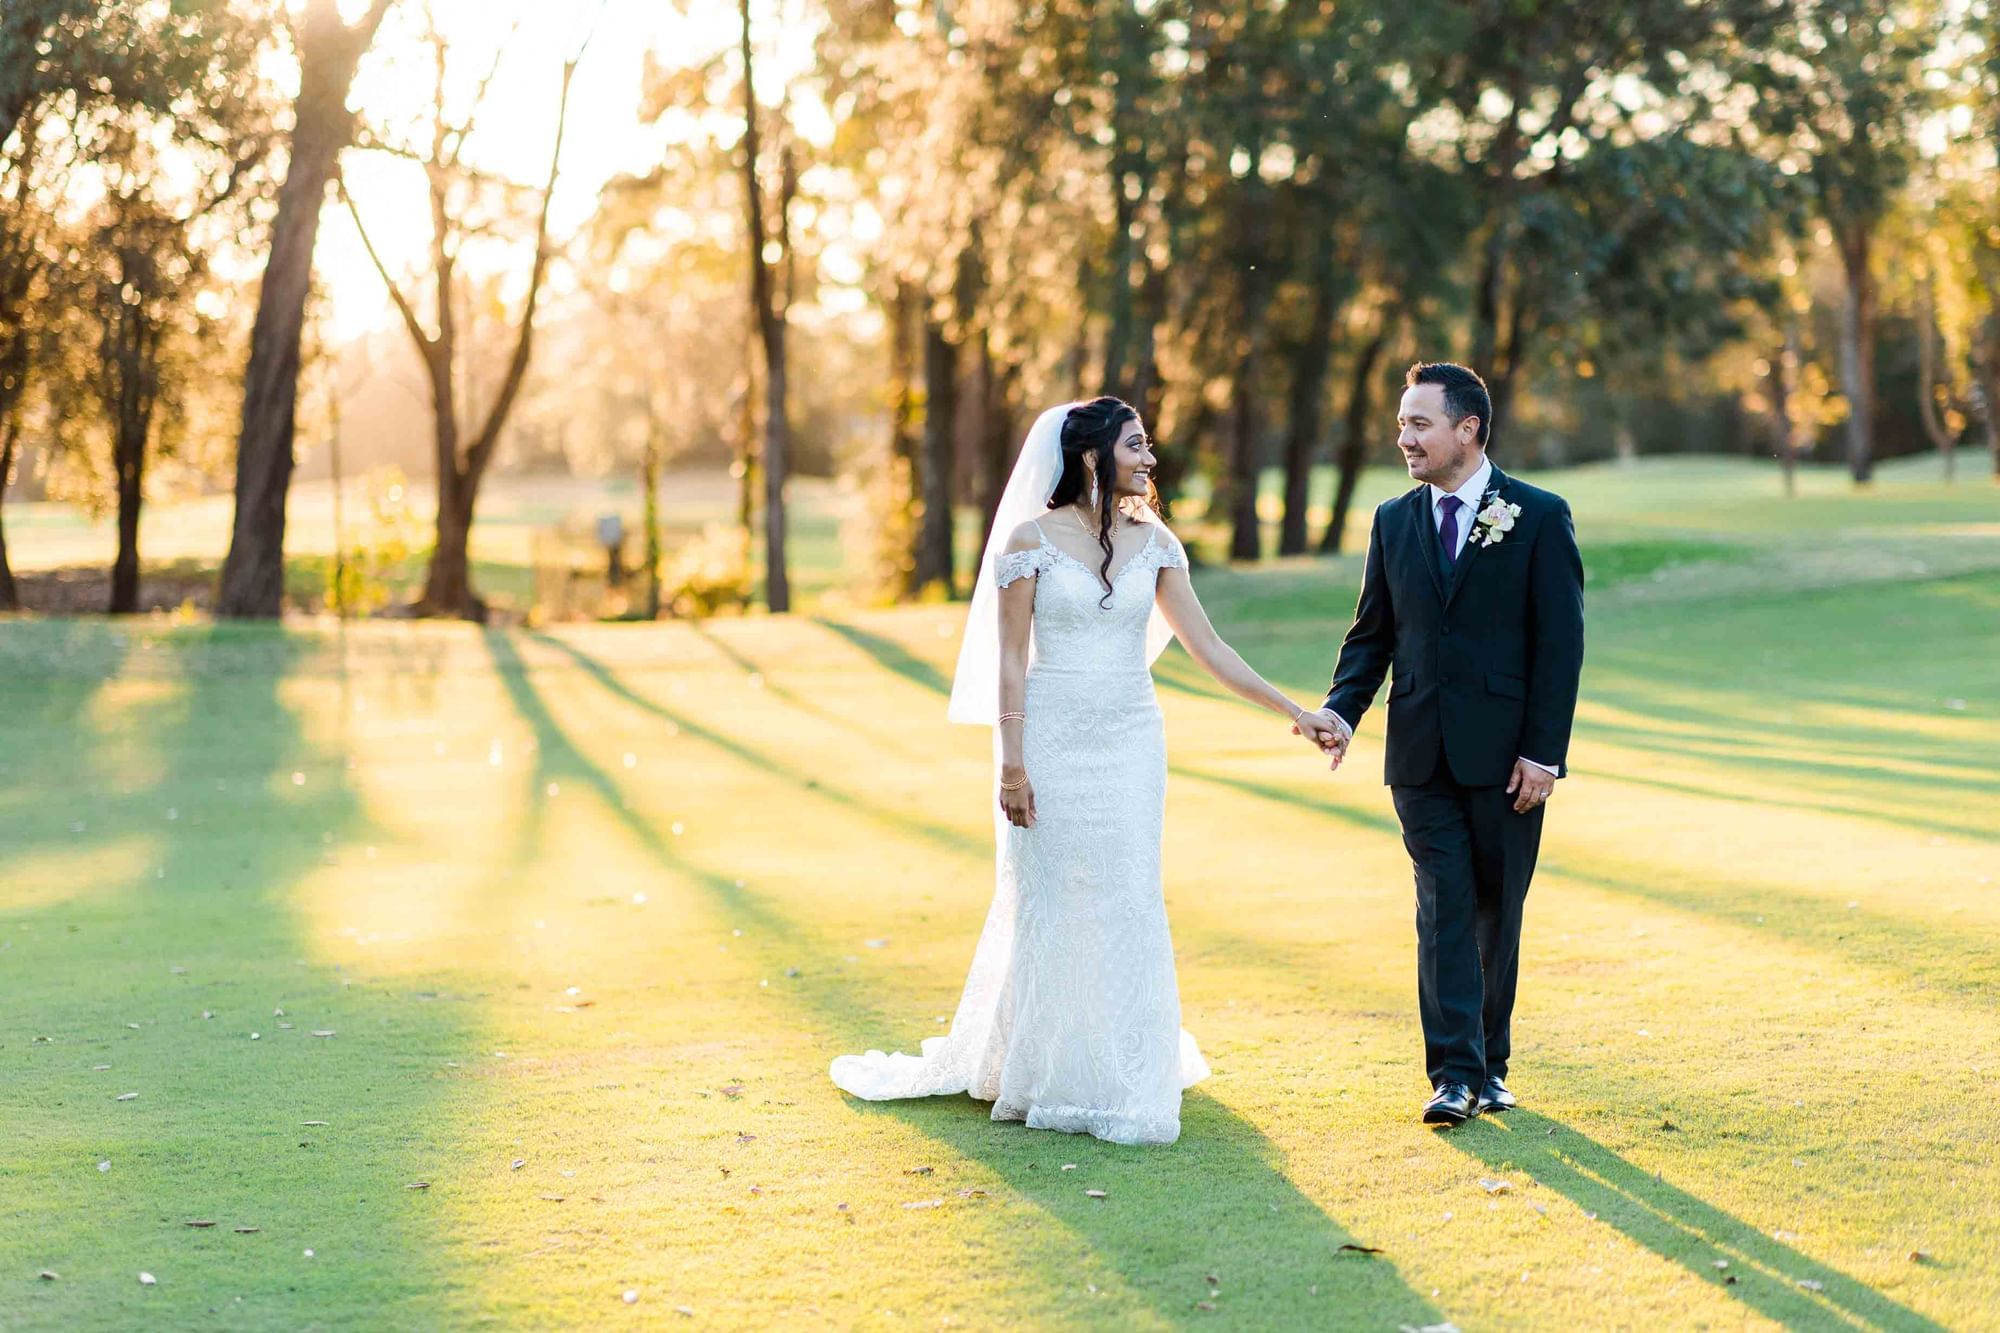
1325 465 1585 787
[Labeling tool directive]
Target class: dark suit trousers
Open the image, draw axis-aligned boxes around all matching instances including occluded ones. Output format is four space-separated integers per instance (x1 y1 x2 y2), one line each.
1391 748 1544 1089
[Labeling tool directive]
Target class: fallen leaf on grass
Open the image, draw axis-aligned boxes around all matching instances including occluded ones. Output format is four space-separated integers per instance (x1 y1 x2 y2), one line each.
511 1159 525 1170
903 1199 944 1210
185 1221 217 1228
540 1195 566 1203
92 1064 110 1071
310 1030 335 1038
97 1161 110 1173
1909 1250 1931 1264
233 1228 260 1234
115 1092 139 1102
38 1271 57 1281
1193 1300 1217 1312
956 1189 987 1199
1712 1260 1729 1272
1659 1120 1679 1132
302 1120 328 1127
736 1134 756 1145
406 1182 430 1191
1060 1163 1077 1171
903 1166 934 1176
1797 1279 1824 1292
1204 1274 1220 1286
674 1306 694 1317
1336 1244 1384 1255
836 1202 848 1211
1477 1178 1512 1195
720 1084 744 1098
1084 1190 1107 1200
138 1272 156 1286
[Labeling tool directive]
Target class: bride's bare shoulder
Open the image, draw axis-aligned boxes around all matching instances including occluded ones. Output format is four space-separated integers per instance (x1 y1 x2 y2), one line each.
1004 519 1045 553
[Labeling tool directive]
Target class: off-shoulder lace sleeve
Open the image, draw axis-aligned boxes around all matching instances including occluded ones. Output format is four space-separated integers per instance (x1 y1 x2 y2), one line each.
995 545 1052 588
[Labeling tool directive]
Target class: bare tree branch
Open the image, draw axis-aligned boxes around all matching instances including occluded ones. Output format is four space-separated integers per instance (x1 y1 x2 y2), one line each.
338 176 433 351
462 49 585 487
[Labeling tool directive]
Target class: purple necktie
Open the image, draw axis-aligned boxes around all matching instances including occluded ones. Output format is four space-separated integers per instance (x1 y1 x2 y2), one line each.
1438 495 1464 565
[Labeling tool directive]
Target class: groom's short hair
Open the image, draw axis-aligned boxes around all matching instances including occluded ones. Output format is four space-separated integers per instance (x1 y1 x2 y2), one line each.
1406 362 1492 447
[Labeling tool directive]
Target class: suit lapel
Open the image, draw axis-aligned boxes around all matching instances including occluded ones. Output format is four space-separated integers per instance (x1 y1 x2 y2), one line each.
1444 464 1508 607
1406 486 1448 604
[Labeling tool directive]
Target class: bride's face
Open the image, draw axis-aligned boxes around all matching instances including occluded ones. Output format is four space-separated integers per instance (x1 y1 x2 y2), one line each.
1104 420 1157 498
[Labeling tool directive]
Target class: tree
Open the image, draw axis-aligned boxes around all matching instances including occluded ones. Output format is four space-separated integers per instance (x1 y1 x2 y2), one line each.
2 0 269 607
737 0 794 613
217 0 394 619
83 126 264 612
343 8 588 620
1736 0 1940 484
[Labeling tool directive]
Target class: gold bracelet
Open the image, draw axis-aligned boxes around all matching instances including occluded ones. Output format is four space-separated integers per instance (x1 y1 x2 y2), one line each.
997 711 1026 724
999 773 1028 791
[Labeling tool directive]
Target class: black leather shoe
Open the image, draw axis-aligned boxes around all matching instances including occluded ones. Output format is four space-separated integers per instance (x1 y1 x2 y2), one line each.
1423 1081 1477 1126
1475 1076 1517 1115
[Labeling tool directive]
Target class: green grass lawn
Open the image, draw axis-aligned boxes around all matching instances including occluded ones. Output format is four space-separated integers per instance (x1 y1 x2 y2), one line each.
3 459 1997 1329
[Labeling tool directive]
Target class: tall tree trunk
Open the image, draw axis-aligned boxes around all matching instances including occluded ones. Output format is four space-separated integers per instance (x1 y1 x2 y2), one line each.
914 316 957 594
739 0 789 613
1320 321 1390 555
1980 314 2000 483
107 311 158 616
1278 250 1342 556
1835 223 1876 485
979 354 1017 552
1100 185 1139 397
0 337 24 610
1769 335 1795 498
1916 281 1957 483
875 279 919 598
1130 261 1167 431
217 0 392 619
1225 175 1273 563
0 395 19 611
1781 317 1811 497
641 424 663 618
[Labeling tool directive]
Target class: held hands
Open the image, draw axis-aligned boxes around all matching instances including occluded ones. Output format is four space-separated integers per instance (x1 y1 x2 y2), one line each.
1291 707 1352 771
999 765 1037 829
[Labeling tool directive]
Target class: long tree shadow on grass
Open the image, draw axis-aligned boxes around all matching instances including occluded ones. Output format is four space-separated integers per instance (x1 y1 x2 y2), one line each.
1 623 481 1327
485 628 1449 1329
1449 1112 1945 1331
523 630 984 861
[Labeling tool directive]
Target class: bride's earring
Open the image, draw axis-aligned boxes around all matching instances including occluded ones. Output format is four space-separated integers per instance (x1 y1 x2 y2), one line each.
1087 473 1099 509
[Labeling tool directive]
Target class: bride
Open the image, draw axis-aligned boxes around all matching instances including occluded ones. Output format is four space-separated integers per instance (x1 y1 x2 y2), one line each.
830 398 1342 1144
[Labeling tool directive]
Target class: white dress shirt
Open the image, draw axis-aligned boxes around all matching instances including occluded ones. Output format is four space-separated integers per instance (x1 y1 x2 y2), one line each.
1329 455 1559 778
1430 456 1493 560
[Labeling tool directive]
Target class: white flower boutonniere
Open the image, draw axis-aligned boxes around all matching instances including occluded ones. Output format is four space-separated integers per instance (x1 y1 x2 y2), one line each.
1469 490 1523 548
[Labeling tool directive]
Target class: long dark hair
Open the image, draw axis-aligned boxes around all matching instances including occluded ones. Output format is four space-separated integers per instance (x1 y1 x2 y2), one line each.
1047 396 1158 606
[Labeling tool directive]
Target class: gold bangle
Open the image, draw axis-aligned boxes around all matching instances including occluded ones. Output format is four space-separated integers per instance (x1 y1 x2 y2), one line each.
997 711 1026 724
999 773 1028 791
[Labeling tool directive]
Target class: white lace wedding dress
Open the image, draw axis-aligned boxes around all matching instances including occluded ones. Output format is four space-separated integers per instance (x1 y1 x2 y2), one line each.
830 517 1209 1145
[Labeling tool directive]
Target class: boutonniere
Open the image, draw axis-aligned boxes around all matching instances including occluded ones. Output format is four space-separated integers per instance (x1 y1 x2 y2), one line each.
1469 488 1523 548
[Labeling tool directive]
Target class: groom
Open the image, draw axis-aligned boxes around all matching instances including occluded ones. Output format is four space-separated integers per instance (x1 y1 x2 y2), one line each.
1299 362 1584 1127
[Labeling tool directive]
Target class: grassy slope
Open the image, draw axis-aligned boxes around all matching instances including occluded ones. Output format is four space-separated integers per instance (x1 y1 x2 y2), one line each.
2 459 1996 1330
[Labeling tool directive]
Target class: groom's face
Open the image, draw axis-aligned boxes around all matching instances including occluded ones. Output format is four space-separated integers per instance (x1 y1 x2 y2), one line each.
1396 384 1482 486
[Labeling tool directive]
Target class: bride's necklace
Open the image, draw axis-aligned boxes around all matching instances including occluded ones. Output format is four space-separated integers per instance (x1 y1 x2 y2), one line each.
1062 501 1120 536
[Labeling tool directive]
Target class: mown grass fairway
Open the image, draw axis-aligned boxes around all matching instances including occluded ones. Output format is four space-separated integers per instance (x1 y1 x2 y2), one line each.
3 460 1997 1329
